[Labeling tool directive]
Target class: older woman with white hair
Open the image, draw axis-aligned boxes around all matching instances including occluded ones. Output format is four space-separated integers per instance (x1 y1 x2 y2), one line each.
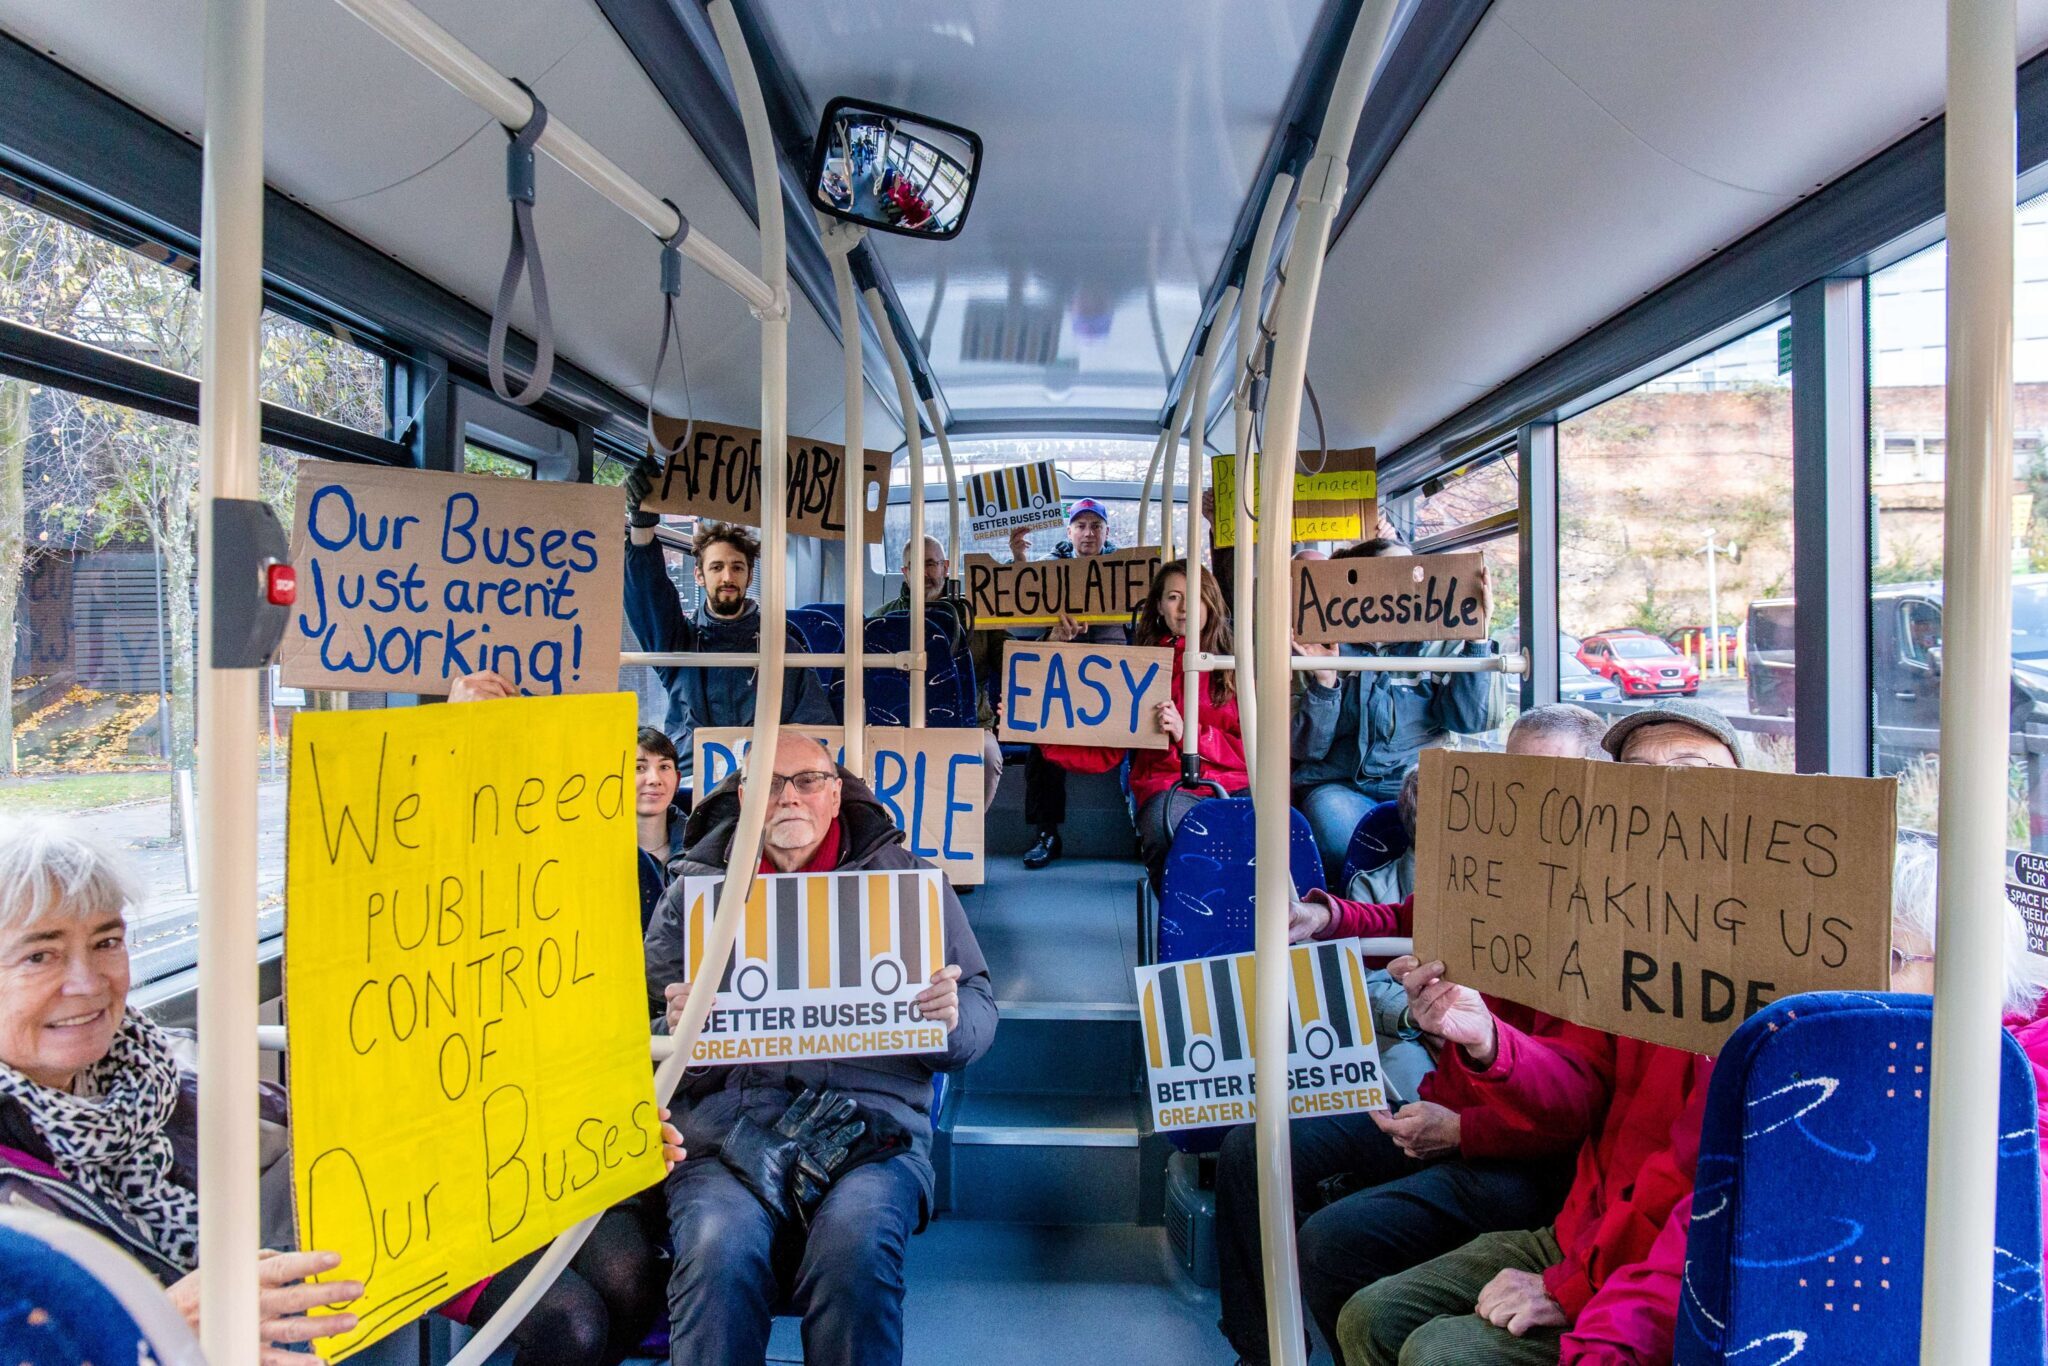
0 816 683 1366
0 816 361 1363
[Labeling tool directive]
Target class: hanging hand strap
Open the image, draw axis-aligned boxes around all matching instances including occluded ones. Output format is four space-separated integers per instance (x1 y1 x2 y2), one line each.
487 79 555 407
648 198 695 458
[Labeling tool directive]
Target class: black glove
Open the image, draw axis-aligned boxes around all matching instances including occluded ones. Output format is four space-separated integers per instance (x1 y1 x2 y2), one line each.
624 459 661 529
775 1087 866 1221
717 1113 801 1223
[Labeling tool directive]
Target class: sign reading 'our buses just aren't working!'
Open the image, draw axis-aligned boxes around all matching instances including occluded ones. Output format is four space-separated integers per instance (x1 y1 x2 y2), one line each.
1136 942 1390 1132
679 869 949 1064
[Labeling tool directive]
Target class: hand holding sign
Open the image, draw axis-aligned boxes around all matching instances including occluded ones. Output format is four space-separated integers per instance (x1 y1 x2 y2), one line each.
1370 1101 1461 1160
915 964 963 1031
166 1251 365 1366
447 669 518 703
1392 955 1497 1066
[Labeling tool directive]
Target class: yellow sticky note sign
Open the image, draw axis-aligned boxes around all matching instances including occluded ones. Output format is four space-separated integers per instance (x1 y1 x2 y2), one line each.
1211 450 1377 548
285 693 661 1358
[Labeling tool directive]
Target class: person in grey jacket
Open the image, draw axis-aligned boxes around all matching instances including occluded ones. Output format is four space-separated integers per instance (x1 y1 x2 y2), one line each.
623 469 836 787
1291 538 1501 884
644 732 997 1366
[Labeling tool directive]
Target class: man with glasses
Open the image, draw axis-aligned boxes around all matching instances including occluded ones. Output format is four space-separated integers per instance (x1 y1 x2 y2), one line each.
644 732 997 1366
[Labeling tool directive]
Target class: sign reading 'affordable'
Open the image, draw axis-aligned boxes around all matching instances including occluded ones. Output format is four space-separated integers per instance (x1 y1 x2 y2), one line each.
643 417 891 542
279 465 624 696
963 546 1161 627
678 869 949 1063
285 695 661 1358
997 640 1174 749
1411 750 1896 1054
1136 942 1390 1131
1293 552 1489 645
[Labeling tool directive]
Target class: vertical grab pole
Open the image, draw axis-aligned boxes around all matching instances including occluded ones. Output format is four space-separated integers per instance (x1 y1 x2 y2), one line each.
1160 379 1198 560
1137 425 1173 551
197 0 265 1359
925 397 963 574
1252 5 1399 1364
1921 0 2015 1360
1233 175 1294 786
823 220 867 772
440 6 788 1359
866 288 927 725
1183 288 1239 769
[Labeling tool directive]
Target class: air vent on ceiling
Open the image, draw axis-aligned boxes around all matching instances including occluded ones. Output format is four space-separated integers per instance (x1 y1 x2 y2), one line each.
961 298 1063 366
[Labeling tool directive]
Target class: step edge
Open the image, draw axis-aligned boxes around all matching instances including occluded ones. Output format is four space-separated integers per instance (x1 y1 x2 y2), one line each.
992 1000 1140 1020
950 1124 1141 1148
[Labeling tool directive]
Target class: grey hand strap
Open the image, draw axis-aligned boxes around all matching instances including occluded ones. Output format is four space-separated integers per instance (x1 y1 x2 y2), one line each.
648 198 694 458
487 79 555 407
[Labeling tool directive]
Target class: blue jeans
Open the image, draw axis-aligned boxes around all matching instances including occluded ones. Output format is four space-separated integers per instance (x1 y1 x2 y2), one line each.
1298 781 1376 888
663 1153 920 1366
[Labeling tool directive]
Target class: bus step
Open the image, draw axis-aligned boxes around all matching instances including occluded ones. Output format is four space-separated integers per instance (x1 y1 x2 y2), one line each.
941 1091 1155 1225
964 1013 1142 1094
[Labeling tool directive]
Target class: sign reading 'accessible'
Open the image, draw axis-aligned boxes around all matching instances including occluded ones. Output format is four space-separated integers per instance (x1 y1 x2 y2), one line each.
1411 750 1896 1055
963 547 1161 628
1293 552 1488 646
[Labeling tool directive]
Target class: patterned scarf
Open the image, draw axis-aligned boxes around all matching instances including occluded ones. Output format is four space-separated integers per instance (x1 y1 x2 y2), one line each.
0 1010 201 1270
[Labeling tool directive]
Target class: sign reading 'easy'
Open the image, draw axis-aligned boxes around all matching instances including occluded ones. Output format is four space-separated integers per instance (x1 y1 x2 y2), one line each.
997 641 1174 749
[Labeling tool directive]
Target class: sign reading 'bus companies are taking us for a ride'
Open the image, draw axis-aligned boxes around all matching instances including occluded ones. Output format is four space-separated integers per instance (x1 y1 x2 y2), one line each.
1411 750 1897 1055
966 460 1063 541
678 869 949 1063
642 416 892 542
1292 552 1489 646
279 465 624 696
284 694 661 1359
962 546 1161 627
1135 943 1390 1132
692 726 987 885
1210 447 1376 548
997 640 1174 749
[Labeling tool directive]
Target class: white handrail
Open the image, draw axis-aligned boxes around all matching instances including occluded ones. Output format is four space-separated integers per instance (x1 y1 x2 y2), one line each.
1251 3 1402 1363
1232 174 1294 787
1183 286 1239 767
822 219 869 771
866 288 929 725
330 0 778 317
1194 651 1527 675
1921 0 2016 1359
624 651 912 668
1136 425 1173 551
196 0 266 1358
256 1026 679 1062
926 396 964 574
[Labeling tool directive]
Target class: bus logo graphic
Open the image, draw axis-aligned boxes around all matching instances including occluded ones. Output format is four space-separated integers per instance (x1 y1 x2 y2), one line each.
967 461 1063 538
681 868 945 1002
1135 942 1389 1132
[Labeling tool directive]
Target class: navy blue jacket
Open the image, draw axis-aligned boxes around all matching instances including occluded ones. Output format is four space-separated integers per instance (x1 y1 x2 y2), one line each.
624 537 836 776
1290 639 1501 800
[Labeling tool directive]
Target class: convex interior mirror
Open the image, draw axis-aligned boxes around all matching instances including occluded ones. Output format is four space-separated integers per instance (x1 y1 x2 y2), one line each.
808 97 982 241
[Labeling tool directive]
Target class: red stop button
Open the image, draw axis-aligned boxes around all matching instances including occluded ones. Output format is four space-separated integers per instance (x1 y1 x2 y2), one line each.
265 562 297 607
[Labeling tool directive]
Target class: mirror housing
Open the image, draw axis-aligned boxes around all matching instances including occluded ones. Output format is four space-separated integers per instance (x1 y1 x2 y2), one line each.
807 96 983 241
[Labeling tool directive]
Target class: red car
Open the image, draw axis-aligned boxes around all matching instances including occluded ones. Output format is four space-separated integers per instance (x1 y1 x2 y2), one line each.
1576 629 1701 697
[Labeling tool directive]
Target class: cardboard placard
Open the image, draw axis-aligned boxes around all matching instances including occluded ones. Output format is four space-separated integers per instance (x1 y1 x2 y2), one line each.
643 417 891 542
1411 750 1896 1055
2010 852 2048 958
1293 552 1489 645
278 465 623 697
963 547 1161 628
677 869 949 1063
997 640 1174 749
1136 943 1390 1131
14 551 73 674
284 695 660 1358
1211 448 1376 548
693 726 987 884
966 460 1063 541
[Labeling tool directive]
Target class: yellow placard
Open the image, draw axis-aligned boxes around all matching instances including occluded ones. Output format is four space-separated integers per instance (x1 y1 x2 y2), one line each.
1211 449 1376 548
285 694 662 1357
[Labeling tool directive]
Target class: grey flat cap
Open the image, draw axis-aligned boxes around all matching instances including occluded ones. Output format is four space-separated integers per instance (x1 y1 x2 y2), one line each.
1600 698 1744 767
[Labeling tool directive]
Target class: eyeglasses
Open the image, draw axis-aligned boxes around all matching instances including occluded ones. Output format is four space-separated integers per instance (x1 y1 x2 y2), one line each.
763 770 838 798
1890 948 1937 974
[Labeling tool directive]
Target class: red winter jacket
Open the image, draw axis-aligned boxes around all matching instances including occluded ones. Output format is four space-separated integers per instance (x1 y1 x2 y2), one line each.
1430 1017 1714 1365
1040 636 1249 806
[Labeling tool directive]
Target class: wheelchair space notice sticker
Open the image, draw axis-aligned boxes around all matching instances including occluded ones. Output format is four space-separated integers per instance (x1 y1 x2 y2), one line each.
1135 942 1390 1132
680 869 949 1063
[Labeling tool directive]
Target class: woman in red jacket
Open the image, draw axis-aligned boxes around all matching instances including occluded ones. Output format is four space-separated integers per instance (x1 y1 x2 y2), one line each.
1042 558 1248 889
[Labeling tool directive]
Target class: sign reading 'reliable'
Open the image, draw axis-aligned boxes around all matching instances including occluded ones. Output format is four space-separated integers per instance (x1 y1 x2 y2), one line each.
963 547 1161 628
1293 552 1489 645
997 640 1174 749
279 465 624 696
643 417 891 542
693 726 987 884
284 694 660 1358
1136 942 1390 1131
1411 750 1896 1054
678 869 949 1063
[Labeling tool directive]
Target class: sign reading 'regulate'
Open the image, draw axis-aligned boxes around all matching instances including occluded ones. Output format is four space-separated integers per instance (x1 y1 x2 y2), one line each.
1292 553 1489 645
1411 750 1896 1055
963 547 1160 628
